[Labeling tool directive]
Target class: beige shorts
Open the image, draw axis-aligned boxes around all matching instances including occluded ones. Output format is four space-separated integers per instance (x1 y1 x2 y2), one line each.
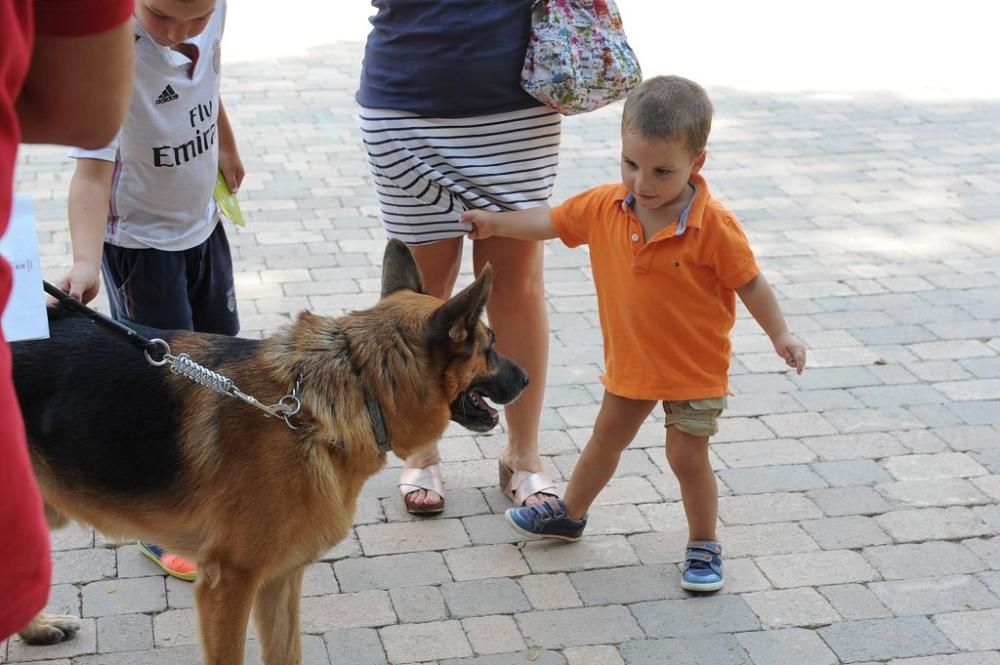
662 397 728 437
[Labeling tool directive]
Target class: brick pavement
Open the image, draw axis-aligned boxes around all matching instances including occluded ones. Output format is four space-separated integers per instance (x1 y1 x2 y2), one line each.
4 41 1000 664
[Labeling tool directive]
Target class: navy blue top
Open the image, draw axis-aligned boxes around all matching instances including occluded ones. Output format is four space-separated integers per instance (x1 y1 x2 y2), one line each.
356 0 543 117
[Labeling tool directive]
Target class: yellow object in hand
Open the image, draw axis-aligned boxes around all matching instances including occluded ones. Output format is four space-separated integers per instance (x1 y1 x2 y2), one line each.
214 170 245 226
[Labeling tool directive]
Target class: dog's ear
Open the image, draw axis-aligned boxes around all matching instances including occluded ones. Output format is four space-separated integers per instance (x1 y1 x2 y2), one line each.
429 265 493 343
381 238 425 297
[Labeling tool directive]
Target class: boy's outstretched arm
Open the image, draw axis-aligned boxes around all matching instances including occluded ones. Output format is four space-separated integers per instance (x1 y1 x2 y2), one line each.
736 273 807 374
217 99 244 192
57 158 114 303
462 206 557 241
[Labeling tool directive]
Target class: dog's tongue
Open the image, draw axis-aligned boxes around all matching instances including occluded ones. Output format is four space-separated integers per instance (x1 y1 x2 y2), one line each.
470 390 498 417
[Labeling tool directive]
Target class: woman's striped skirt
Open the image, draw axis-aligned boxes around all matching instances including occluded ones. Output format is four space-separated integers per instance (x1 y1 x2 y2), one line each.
358 106 562 245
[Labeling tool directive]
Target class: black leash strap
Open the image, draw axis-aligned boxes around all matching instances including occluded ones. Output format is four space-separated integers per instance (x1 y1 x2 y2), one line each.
42 281 161 358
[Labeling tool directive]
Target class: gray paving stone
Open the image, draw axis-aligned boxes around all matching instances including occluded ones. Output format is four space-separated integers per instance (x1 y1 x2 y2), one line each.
818 583 893 620
811 458 896 486
865 542 988 580
72 645 201 665
461 615 525 655
737 627 838 665
439 649 567 665
389 585 447 624
819 616 958 662
630 594 760 638
875 507 992 542
870 575 1000 616
563 645 625 665
50 548 116 585
888 653 1000 665
756 550 879 588
618 635 752 665
808 486 895 517
97 613 153 653
932 608 1000 650
713 438 816 468
442 544 529 581
717 464 828 494
441 578 530 618
963 535 1000 569
334 552 452 592
716 522 819 557
152 608 197 648
520 535 639 573
323 628 387 665
82 577 166 617
802 432 909 460
516 606 643 649
299 590 396 633
883 452 988 480
878 478 992 507
568 564 685 605
742 587 841 628
718 492 823 524
356 518 471 556
719 558 772 594
801 515 893 549
518 573 582 610
380 620 472 663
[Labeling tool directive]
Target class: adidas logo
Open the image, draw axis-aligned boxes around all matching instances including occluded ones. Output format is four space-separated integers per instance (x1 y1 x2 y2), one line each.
155 84 179 105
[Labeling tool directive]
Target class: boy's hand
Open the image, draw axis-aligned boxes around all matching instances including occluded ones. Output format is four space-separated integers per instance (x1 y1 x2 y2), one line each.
462 209 497 240
219 147 245 193
772 332 806 374
55 260 101 304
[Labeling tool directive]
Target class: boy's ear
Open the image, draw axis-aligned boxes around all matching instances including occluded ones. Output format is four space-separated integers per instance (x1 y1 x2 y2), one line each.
429 265 493 343
381 238 425 297
691 150 707 175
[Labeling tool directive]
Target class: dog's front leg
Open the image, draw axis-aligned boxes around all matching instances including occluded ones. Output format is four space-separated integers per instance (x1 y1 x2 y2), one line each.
252 566 305 665
194 559 260 665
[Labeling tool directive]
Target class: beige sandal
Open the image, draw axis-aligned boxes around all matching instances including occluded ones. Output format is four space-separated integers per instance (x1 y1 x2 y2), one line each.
399 464 445 514
498 459 557 507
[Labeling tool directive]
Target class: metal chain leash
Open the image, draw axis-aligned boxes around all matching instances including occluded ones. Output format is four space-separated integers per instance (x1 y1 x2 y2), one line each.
144 339 302 429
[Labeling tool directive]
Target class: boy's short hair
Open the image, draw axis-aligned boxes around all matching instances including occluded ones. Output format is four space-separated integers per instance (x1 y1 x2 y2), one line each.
621 75 713 156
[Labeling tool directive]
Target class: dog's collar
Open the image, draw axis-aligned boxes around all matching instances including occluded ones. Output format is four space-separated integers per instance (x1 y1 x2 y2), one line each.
364 393 391 453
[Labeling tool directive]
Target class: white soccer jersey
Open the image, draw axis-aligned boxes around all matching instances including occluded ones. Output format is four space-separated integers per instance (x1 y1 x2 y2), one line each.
70 1 227 251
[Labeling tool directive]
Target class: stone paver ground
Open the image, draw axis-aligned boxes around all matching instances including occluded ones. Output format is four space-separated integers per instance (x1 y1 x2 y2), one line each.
4 39 1000 665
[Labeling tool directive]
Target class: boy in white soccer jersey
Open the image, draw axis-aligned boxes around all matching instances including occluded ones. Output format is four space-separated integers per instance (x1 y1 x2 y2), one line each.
57 0 242 582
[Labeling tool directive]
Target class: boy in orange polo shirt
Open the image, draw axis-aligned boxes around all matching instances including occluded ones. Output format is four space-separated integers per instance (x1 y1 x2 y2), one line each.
463 75 806 592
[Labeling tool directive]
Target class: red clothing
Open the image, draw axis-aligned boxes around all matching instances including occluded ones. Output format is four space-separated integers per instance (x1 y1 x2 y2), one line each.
0 0 132 640
551 174 760 400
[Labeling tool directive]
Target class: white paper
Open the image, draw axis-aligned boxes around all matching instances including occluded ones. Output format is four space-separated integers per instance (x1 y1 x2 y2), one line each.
1 195 49 341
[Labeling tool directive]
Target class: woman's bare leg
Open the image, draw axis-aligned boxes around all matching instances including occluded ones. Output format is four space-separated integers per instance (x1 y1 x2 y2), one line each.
473 236 550 503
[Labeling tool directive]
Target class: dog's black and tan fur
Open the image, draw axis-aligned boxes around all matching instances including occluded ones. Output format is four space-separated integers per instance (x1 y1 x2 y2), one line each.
12 239 528 664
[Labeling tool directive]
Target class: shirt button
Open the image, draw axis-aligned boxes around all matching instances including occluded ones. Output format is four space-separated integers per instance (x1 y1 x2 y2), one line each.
631 233 640 242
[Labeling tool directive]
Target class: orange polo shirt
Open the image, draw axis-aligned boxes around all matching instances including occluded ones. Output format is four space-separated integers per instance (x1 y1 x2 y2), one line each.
550 174 759 400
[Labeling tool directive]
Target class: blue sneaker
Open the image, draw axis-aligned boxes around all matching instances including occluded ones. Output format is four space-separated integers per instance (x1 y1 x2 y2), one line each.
505 497 587 542
681 540 724 592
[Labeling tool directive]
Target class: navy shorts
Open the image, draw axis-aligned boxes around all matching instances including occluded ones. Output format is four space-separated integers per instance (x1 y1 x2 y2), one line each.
101 222 240 335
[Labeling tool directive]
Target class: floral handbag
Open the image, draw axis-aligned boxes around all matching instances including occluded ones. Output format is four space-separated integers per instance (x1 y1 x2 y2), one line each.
520 0 642 115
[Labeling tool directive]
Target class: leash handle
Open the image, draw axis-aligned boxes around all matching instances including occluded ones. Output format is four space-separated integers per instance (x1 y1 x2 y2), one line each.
43 280 159 357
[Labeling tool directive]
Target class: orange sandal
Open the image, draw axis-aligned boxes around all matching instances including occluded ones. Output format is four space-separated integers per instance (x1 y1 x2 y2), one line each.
138 541 198 581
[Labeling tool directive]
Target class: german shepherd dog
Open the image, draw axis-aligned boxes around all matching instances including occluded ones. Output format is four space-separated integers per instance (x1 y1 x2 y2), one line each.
11 239 528 664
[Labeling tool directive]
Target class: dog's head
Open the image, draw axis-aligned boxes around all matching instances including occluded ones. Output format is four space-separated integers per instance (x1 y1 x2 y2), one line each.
381 239 529 433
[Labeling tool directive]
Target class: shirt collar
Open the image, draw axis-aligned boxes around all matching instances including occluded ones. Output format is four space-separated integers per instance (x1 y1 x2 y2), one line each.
617 173 709 236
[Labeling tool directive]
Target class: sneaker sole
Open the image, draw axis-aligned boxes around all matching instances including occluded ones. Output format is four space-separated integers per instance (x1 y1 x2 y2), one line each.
680 578 724 592
137 542 198 581
504 512 583 543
